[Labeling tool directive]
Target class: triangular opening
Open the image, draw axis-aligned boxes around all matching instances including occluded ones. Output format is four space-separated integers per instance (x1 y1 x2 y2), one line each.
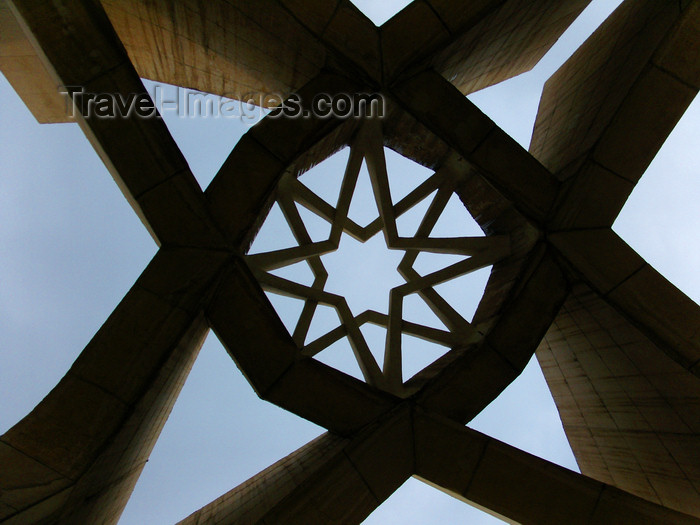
469 354 579 471
402 293 448 331
298 147 349 207
360 322 387 370
296 202 331 243
395 188 437 238
348 0 413 26
269 260 315 288
119 333 324 524
385 147 434 203
264 291 305 336
433 265 492 323
143 80 247 190
347 158 380 227
365 476 507 524
313 335 364 382
401 333 449 381
305 303 342 345
432 193 483 238
248 202 298 254
0 72 157 433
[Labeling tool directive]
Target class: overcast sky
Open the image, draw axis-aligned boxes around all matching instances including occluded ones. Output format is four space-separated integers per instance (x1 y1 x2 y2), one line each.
1 1 698 523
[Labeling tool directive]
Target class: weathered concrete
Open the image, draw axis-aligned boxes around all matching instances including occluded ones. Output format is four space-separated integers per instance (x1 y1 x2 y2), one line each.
538 284 700 516
2 0 699 523
0 249 221 523
0 0 69 123
415 409 700 525
533 0 699 230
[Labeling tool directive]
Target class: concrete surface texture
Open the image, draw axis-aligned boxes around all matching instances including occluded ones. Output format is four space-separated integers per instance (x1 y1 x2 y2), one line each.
0 0 698 523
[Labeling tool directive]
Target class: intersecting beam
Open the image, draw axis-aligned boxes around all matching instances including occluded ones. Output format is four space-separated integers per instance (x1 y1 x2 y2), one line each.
205 73 361 250
206 259 398 435
533 0 699 230
551 229 700 376
99 0 384 101
8 0 225 249
0 247 227 523
414 409 700 525
391 69 559 225
415 246 569 423
178 406 413 525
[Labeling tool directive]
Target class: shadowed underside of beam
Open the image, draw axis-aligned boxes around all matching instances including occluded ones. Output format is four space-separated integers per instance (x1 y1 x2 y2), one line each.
1 0 700 523
537 284 700 517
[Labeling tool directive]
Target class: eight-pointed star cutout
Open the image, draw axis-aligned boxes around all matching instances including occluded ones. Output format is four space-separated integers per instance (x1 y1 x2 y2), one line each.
245 120 511 396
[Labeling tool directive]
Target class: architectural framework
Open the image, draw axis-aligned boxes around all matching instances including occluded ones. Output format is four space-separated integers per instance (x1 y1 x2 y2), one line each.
0 0 699 523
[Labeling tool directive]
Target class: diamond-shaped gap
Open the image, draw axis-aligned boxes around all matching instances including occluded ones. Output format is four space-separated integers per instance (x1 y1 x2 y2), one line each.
347 158 381 227
0 72 157 432
384 146 435 203
349 0 414 26
119 333 324 524
295 202 331 243
305 302 343 344
301 301 376 382
469 354 579 472
248 202 298 254
142 80 248 190
297 146 349 207
401 333 450 382
365 477 507 524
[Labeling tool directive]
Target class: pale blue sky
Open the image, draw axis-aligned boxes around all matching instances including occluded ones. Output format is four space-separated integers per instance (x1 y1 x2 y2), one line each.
1 1 698 523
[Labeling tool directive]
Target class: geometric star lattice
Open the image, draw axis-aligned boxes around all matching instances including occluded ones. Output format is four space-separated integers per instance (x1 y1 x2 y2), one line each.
245 120 510 396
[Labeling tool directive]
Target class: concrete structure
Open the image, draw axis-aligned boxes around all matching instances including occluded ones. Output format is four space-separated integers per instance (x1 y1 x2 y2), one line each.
0 0 698 523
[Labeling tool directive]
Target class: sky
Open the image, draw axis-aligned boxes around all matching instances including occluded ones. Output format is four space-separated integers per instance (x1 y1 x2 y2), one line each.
1 1 698 523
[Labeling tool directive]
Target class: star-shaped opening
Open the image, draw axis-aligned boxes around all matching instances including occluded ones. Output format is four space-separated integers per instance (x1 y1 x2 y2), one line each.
246 121 511 396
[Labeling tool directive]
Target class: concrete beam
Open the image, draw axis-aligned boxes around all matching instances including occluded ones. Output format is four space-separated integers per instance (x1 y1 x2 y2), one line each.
532 0 699 230
550 229 700 375
382 1 592 93
0 247 227 523
416 246 569 423
537 284 700 517
428 0 591 94
414 409 700 524
99 0 328 103
0 0 69 123
391 69 559 225
8 0 226 248
178 407 413 525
